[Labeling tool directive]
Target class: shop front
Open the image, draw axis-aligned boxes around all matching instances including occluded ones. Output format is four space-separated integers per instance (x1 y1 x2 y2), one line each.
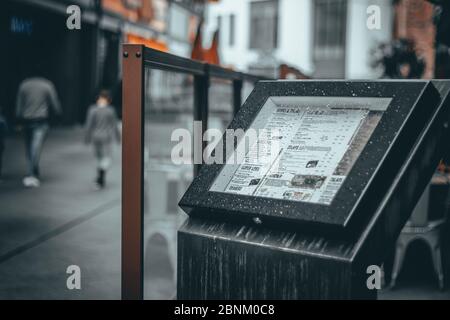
0 0 124 125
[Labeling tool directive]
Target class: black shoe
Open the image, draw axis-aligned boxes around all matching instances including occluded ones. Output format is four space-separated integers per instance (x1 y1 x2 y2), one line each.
96 169 106 188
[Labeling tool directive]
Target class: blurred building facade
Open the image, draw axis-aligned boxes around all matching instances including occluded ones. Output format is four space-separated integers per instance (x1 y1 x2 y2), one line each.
1 0 447 125
0 0 206 125
204 0 394 79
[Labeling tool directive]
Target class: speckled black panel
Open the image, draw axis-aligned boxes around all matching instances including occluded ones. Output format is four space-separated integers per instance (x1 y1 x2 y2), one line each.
179 80 440 233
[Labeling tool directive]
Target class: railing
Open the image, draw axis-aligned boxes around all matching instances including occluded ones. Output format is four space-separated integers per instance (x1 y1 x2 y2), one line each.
121 44 269 300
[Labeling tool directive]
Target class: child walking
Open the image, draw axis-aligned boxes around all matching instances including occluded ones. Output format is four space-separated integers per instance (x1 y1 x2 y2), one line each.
85 90 121 189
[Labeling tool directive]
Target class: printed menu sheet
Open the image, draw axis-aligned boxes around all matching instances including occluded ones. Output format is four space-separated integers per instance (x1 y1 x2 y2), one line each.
210 100 383 205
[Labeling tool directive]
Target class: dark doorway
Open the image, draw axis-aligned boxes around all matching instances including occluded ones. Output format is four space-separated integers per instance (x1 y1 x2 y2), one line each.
0 2 97 125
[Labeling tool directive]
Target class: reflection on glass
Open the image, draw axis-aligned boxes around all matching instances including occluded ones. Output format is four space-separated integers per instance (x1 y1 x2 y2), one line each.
143 69 193 300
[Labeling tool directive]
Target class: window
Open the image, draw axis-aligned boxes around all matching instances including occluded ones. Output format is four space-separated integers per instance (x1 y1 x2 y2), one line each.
249 0 278 50
313 0 347 61
229 14 235 46
217 15 222 33
217 15 222 46
169 4 190 41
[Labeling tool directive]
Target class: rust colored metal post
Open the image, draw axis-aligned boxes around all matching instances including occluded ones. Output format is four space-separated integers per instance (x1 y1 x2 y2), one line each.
122 44 144 300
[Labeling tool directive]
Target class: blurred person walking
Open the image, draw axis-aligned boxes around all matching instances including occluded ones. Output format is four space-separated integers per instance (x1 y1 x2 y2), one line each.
85 90 121 189
16 69 61 187
0 107 7 181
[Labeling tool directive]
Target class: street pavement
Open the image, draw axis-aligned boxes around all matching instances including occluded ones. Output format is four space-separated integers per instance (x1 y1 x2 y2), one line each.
0 127 121 299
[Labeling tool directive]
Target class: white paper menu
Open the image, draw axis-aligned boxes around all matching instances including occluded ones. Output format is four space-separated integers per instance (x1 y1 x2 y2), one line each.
210 97 388 205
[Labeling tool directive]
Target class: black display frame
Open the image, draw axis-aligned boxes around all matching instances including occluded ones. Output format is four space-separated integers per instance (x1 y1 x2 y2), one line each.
179 80 440 233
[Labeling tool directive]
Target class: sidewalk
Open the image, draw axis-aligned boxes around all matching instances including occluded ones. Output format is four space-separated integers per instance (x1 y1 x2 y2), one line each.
0 127 121 299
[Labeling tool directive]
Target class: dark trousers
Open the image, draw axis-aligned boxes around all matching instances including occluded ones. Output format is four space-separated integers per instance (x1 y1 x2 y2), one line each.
24 120 48 177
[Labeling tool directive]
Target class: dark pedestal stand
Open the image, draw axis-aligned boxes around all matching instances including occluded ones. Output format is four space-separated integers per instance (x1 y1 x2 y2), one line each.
178 218 375 299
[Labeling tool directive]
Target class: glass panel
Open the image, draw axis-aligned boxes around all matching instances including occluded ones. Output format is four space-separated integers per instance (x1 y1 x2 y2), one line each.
143 69 194 300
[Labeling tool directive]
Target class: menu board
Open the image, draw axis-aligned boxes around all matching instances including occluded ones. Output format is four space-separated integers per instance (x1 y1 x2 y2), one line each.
210 97 390 205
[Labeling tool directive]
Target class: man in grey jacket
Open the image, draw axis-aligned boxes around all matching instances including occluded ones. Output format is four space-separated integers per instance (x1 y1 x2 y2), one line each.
16 75 61 187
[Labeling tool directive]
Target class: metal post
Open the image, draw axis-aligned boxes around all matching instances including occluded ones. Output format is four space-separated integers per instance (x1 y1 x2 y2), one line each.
233 79 243 116
122 44 144 300
193 66 209 177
